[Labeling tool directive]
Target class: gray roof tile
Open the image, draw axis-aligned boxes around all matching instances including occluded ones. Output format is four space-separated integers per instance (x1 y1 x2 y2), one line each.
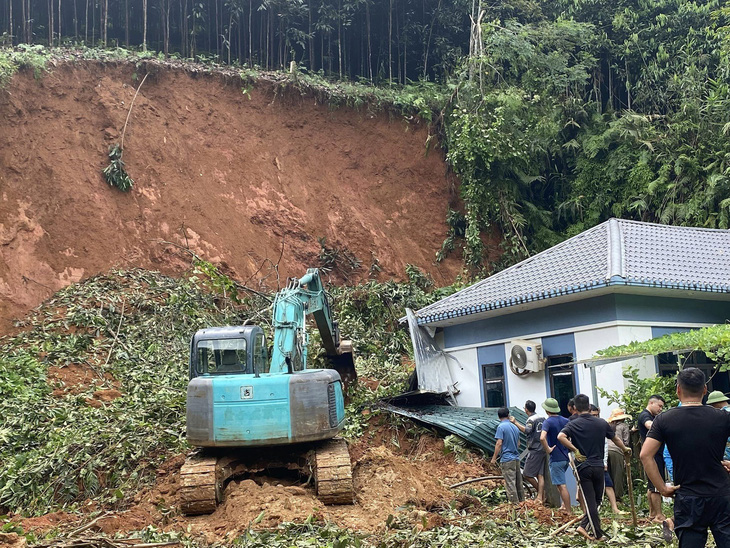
416 219 730 325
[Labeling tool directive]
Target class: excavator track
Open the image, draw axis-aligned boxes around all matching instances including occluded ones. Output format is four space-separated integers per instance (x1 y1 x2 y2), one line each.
314 439 354 505
180 453 220 516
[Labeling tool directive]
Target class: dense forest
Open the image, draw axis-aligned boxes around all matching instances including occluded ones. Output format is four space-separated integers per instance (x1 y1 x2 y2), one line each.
0 0 471 82
3 0 730 272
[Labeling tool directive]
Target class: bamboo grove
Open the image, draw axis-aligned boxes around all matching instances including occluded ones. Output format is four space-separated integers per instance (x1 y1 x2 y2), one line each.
0 0 471 82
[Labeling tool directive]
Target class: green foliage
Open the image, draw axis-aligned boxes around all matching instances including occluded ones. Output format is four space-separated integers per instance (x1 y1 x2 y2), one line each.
0 269 257 514
0 264 456 515
102 145 134 192
0 45 50 87
598 366 678 424
433 0 730 270
596 324 730 369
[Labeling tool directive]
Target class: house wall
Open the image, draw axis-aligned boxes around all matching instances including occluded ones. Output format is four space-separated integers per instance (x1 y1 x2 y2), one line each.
438 293 730 412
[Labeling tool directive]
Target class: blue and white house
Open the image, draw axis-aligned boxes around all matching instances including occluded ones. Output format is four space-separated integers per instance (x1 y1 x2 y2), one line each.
413 219 730 415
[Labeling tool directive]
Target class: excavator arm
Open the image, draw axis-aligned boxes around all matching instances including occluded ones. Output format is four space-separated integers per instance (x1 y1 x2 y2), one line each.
269 269 356 386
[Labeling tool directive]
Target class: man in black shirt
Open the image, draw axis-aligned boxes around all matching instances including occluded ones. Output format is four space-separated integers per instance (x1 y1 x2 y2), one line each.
641 367 730 548
558 394 631 541
638 393 666 521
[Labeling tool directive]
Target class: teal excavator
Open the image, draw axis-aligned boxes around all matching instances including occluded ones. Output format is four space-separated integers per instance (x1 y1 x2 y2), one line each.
180 268 357 514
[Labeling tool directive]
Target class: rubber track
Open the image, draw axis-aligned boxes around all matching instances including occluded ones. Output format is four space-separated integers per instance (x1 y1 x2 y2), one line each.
180 454 219 515
314 438 354 504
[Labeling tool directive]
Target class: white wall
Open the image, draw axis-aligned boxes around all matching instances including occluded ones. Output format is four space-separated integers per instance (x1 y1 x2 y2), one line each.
447 347 481 407
574 325 655 414
574 326 621 412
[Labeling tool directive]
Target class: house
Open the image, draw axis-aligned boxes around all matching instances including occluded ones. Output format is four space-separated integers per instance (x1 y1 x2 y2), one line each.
412 219 730 415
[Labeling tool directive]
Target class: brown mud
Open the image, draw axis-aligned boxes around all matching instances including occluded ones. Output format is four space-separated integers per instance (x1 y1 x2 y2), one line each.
0 61 462 331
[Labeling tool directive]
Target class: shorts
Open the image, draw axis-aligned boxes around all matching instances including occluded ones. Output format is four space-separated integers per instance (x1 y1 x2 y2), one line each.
604 470 613 488
523 450 546 478
647 454 666 493
549 460 569 485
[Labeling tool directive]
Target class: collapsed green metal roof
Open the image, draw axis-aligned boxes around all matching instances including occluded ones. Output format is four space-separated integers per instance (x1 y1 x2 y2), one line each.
378 401 529 456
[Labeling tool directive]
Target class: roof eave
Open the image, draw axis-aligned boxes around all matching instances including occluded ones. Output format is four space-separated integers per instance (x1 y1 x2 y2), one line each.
417 281 730 327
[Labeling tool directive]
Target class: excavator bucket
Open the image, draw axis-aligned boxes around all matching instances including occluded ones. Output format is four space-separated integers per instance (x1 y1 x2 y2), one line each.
329 340 357 392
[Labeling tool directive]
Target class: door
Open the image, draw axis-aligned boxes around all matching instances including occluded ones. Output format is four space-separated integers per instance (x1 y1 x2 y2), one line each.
548 354 576 418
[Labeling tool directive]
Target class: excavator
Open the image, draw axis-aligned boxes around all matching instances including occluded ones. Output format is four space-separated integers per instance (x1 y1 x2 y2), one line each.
180 268 357 515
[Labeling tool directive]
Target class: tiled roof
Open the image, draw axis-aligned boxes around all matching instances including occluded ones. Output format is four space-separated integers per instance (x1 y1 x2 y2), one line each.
416 219 730 325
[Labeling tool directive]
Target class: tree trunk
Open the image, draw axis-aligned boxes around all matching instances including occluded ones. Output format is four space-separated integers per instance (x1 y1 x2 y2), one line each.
308 0 313 70
388 0 393 83
58 0 61 45
365 0 372 81
103 0 108 46
423 0 441 79
73 0 78 40
125 0 129 46
48 0 53 46
84 0 88 43
9 0 13 44
143 0 147 50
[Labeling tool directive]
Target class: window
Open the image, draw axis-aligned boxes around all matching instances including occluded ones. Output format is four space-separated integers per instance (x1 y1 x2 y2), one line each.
253 334 269 374
482 362 506 408
548 354 575 418
196 338 247 375
658 350 729 395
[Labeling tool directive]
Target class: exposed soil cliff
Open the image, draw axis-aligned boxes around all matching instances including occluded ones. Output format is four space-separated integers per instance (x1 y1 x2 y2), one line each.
0 61 461 330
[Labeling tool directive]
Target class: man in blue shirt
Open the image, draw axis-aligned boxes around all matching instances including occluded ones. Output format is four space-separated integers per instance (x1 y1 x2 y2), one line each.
491 406 524 503
540 398 571 511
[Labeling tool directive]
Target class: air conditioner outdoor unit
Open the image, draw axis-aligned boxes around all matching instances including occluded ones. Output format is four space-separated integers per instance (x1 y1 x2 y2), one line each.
509 339 545 373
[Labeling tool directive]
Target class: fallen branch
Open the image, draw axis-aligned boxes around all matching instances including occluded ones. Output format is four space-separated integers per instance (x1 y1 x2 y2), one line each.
68 513 113 537
104 300 126 367
550 516 580 537
449 475 503 489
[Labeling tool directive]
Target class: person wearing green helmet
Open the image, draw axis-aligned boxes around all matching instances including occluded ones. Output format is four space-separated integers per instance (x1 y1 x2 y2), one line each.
707 391 730 461
540 398 571 512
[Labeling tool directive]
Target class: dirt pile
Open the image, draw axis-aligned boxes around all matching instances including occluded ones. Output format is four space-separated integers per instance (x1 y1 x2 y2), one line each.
17 419 492 537
0 61 462 331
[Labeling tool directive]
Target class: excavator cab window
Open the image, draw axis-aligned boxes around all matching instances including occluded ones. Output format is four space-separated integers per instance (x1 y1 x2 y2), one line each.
253 334 269 375
196 339 247 375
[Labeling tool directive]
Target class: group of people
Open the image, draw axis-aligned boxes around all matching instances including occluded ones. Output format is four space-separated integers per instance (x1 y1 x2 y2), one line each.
490 367 730 546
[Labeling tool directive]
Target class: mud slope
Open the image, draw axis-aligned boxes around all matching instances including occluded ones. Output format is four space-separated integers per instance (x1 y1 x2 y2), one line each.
0 62 461 328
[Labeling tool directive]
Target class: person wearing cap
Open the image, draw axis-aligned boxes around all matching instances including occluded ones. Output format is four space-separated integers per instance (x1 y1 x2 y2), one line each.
607 408 632 500
707 391 730 461
540 398 571 511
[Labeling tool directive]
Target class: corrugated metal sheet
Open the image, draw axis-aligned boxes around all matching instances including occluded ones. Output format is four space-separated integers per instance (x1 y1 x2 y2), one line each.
378 402 529 456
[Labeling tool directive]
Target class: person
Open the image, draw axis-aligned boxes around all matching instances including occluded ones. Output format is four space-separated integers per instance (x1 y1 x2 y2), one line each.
638 394 666 522
707 391 730 461
567 398 578 419
591 405 624 514
641 368 730 548
607 408 632 500
491 406 524 503
510 400 546 502
540 398 571 511
558 394 631 541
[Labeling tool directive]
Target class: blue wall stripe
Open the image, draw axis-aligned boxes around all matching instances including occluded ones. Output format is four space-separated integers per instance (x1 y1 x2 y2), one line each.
443 294 730 349
477 344 508 407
